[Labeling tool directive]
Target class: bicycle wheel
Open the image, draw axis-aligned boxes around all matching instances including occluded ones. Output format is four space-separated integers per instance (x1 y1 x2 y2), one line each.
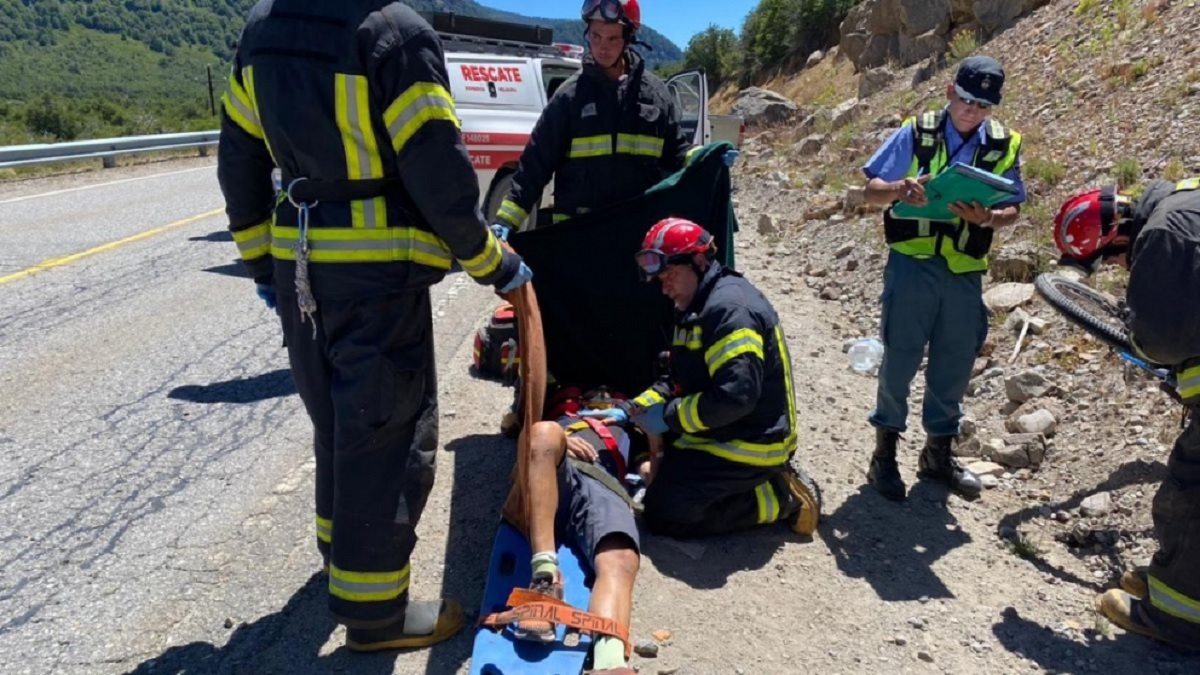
1034 273 1132 352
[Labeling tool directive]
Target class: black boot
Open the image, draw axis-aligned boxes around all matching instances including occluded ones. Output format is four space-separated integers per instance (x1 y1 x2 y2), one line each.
918 435 982 499
867 428 906 501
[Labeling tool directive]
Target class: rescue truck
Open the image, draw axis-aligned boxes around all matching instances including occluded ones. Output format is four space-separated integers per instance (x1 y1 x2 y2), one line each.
424 12 718 228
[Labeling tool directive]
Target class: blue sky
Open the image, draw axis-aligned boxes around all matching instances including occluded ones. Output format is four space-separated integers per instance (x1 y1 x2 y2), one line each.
483 0 754 49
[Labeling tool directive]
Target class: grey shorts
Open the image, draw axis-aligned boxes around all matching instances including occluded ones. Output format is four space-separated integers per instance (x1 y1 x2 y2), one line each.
557 460 641 567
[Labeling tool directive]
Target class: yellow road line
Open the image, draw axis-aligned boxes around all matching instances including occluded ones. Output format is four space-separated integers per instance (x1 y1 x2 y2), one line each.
0 207 225 286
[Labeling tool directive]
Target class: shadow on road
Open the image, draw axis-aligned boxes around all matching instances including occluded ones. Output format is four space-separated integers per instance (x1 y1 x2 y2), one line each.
992 605 1200 674
640 526 787 590
168 369 296 404
189 230 233 243
995 459 1164 591
825 481 971 602
425 432 516 675
202 260 249 278
125 573 399 675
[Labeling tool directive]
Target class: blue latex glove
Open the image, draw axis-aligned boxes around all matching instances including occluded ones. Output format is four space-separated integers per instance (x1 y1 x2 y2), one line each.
255 283 277 310
631 402 668 434
497 261 532 294
490 222 511 242
723 149 741 168
578 407 629 424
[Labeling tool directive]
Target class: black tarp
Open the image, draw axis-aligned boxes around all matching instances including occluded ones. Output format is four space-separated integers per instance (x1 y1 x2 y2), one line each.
508 142 737 395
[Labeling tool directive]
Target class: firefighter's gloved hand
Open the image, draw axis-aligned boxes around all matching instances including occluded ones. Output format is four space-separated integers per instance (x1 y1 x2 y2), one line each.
496 262 532 294
255 283 277 310
579 407 629 424
490 222 511 242
723 149 741 167
631 402 668 434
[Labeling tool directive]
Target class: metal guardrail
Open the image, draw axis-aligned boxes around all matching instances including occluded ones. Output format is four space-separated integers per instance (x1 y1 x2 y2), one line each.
0 131 220 170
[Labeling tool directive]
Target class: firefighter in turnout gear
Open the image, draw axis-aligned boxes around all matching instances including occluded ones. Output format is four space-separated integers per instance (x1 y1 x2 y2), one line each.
217 0 530 650
861 55 1027 502
488 0 701 236
582 218 821 537
1053 178 1200 652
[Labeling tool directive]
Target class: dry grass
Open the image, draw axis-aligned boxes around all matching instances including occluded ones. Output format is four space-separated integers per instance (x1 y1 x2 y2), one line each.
759 57 858 108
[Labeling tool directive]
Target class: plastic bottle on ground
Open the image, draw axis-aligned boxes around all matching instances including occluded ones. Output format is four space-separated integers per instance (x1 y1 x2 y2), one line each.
847 337 884 374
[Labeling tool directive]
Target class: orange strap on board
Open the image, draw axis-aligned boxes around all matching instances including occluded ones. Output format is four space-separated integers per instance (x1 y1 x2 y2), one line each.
479 588 632 659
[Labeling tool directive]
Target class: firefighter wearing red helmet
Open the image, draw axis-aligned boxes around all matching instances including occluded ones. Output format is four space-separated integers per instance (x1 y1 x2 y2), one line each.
1053 177 1200 651
489 0 725 239
584 218 823 538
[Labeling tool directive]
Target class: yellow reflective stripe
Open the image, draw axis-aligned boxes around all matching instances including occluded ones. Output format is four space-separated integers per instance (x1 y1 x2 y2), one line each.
615 133 664 157
335 74 387 230
755 481 780 524
677 393 707 433
775 325 798 452
222 69 263 139
497 199 528 229
672 325 702 350
675 433 794 466
994 130 1022 175
329 563 410 602
1177 365 1200 399
232 220 271 261
270 225 452 267
685 145 701 164
632 389 665 408
1149 575 1200 624
552 212 572 223
705 328 764 375
315 515 332 544
460 232 503 279
239 66 277 163
568 135 611 158
1176 177 1200 192
384 83 460 154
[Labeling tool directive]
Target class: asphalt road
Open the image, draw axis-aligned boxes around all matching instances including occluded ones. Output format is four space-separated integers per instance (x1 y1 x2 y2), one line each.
0 159 510 674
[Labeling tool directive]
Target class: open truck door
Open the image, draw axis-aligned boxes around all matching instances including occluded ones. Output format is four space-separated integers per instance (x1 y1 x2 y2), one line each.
666 68 708 145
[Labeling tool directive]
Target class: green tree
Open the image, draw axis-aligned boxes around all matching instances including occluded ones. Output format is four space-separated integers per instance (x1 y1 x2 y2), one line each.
683 25 738 86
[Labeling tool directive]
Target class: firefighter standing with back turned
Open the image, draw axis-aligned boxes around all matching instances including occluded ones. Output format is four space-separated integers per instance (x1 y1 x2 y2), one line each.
217 0 530 651
1052 178 1200 652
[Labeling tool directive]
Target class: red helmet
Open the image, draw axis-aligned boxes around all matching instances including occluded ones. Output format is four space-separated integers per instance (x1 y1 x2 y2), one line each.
636 217 714 280
581 0 641 32
1053 186 1121 261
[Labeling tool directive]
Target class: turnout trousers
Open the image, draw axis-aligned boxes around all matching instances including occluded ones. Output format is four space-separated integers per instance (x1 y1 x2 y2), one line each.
869 251 988 437
278 289 438 629
1145 405 1200 644
642 445 793 537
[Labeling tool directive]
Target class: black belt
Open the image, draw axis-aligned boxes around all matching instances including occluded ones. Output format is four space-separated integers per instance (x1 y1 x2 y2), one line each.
569 458 643 514
285 177 401 204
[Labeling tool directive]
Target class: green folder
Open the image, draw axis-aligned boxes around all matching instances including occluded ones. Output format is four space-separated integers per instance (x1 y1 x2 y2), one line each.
891 162 1018 221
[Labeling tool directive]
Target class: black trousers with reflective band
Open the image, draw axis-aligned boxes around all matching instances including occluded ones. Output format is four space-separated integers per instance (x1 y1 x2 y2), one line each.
642 445 790 537
1146 406 1200 643
278 289 438 629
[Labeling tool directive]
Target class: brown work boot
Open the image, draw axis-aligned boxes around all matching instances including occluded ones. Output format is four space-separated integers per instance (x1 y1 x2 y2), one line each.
345 599 466 652
1096 590 1200 652
511 572 563 643
1120 567 1148 599
781 467 823 536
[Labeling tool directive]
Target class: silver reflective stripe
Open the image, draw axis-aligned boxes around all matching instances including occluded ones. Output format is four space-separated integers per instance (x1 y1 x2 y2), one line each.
329 567 410 599
1149 576 1200 623
705 334 762 370
570 137 611 156
677 436 792 464
224 79 260 130
236 233 270 255
679 395 703 432
757 482 779 523
387 90 454 147
342 76 378 229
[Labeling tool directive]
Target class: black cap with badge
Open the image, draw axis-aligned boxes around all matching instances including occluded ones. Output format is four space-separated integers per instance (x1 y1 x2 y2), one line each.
954 55 1005 106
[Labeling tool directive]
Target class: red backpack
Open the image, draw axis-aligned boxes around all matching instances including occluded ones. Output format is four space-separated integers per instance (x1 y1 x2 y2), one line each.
472 303 519 383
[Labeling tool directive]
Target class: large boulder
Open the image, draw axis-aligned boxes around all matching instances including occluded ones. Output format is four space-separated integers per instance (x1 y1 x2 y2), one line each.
839 0 1052 71
733 88 799 127
858 67 896 98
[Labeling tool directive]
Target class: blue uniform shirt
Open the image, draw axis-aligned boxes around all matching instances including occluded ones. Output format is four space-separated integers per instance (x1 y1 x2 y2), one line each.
862 106 1027 207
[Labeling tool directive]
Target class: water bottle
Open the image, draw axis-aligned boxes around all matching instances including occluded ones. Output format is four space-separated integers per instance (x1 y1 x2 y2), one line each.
847 337 884 374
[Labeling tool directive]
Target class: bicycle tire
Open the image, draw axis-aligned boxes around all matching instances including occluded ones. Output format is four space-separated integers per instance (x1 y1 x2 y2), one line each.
1034 273 1132 352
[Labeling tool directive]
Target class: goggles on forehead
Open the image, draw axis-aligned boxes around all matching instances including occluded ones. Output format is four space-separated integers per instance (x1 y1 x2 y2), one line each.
635 249 693 281
582 0 624 22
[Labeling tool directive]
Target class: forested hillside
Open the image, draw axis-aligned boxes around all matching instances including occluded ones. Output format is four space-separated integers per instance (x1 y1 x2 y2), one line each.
0 0 681 145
